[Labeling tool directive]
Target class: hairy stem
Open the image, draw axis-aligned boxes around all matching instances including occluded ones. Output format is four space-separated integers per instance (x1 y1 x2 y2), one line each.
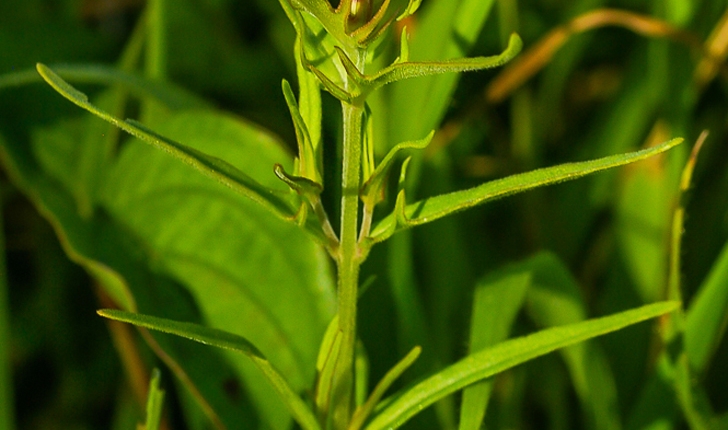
331 100 364 428
331 98 365 428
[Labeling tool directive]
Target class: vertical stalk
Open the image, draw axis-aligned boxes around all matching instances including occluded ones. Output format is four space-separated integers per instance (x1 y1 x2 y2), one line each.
331 100 364 429
142 0 168 122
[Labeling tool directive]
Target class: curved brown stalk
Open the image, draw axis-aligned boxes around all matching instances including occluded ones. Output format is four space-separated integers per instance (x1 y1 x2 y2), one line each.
486 8 702 103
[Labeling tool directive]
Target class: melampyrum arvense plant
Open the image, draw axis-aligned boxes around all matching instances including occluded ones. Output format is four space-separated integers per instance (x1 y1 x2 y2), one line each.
35 0 683 428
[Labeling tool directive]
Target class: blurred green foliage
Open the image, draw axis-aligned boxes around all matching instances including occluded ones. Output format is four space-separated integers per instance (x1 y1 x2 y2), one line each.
0 0 727 429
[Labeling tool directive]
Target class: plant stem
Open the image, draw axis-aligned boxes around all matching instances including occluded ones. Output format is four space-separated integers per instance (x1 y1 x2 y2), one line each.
331 99 364 428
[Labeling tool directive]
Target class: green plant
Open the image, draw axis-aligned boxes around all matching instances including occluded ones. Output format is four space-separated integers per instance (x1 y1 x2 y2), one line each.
2 1 727 429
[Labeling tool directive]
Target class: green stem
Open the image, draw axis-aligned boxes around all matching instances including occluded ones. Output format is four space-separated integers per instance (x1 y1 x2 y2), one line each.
145 0 167 81
331 100 364 429
142 0 168 121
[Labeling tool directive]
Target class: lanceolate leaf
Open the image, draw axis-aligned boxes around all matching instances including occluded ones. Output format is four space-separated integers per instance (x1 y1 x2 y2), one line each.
98 309 322 430
396 0 423 20
0 64 207 110
685 239 728 373
35 64 297 221
388 0 501 144
349 346 421 430
360 131 434 206
459 270 530 430
282 79 321 184
371 138 683 240
143 369 166 430
364 34 522 92
364 301 680 430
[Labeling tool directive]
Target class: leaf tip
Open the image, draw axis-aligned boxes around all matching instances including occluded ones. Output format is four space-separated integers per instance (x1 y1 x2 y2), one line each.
36 62 89 103
411 345 422 357
35 62 48 74
507 33 524 58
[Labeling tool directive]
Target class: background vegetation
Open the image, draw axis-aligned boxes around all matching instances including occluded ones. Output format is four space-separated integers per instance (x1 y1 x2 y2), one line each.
1 0 727 429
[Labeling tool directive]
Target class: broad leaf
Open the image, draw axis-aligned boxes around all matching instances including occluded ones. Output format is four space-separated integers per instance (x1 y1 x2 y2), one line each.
98 309 322 430
0 128 260 428
371 138 683 241
365 301 679 429
101 110 336 429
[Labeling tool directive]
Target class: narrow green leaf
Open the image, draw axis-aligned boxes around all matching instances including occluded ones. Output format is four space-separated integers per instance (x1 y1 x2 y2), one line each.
360 131 433 207
316 316 341 372
282 79 321 184
294 54 324 178
398 26 410 63
142 369 166 430
459 271 529 430
624 356 679 430
371 138 683 239
0 64 207 110
685 239 728 374
98 309 322 430
362 104 377 181
274 163 323 197
35 63 297 221
355 341 370 408
384 231 434 393
524 253 621 430
388 0 500 144
396 0 423 20
366 34 522 92
350 346 421 430
314 316 342 423
365 301 680 430
335 46 367 87
305 59 355 102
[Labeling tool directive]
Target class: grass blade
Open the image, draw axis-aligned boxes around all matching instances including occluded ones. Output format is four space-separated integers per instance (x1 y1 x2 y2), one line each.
459 271 530 430
685 239 728 374
97 309 322 430
371 138 682 239
365 301 680 430
141 369 165 430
